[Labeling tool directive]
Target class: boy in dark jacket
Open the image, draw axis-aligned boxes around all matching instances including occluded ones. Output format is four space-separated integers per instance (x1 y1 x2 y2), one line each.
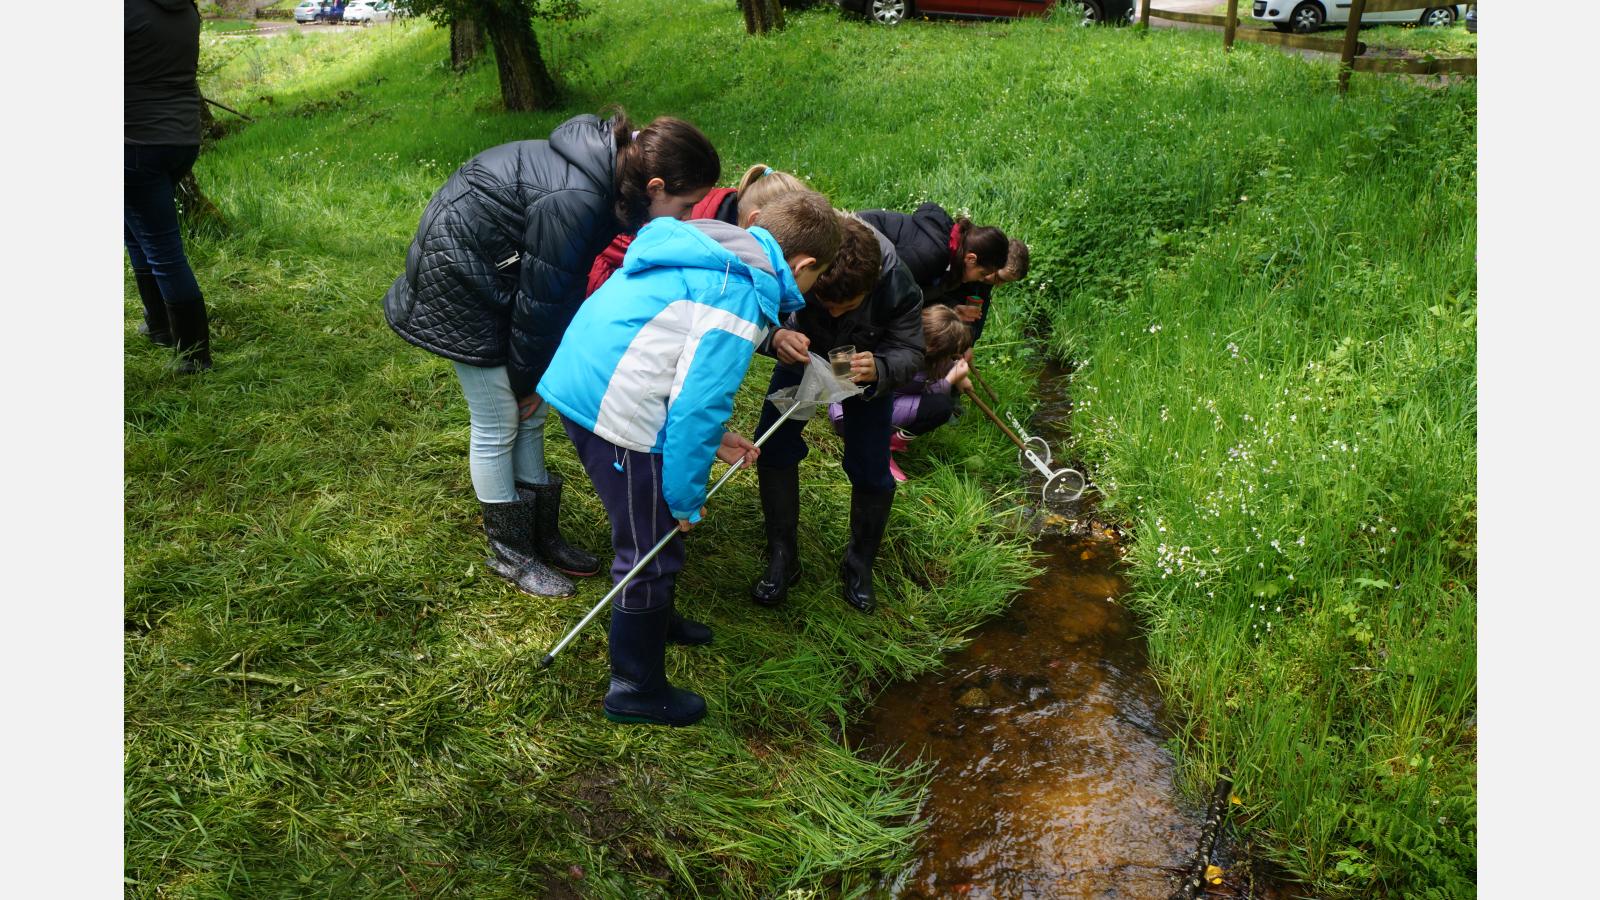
750 215 925 614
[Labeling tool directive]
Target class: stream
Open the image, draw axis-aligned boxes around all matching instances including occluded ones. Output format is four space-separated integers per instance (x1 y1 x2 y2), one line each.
852 369 1283 899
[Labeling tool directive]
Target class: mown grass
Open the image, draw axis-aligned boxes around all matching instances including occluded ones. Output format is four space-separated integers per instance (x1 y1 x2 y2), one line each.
127 3 1474 896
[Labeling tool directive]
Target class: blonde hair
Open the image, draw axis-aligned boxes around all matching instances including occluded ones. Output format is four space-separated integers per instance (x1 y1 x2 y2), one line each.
736 165 811 226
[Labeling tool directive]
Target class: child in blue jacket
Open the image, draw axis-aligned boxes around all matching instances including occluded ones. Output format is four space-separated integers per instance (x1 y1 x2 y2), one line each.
538 190 841 727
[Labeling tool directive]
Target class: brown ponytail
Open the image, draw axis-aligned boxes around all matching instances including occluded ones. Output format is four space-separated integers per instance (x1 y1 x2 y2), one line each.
610 108 721 231
952 216 1010 273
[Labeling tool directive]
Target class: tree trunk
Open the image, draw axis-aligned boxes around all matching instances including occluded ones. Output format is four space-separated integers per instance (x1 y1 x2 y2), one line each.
738 0 785 34
484 8 557 111
451 17 487 70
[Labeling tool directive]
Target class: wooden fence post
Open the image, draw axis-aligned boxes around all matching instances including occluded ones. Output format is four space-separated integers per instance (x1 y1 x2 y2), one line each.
1338 0 1367 94
1225 0 1238 50
1140 0 1150 28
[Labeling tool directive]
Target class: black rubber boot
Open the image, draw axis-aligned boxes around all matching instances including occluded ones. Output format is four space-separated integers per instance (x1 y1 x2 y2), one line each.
165 298 213 374
667 612 712 646
840 487 895 614
518 476 602 577
750 465 802 608
133 270 173 346
603 605 707 726
481 499 575 598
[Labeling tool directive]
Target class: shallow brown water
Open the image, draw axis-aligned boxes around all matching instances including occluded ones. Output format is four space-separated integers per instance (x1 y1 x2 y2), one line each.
854 532 1204 898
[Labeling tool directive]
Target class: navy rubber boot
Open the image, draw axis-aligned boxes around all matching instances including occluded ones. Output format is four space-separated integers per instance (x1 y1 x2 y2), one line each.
840 488 894 614
750 466 802 607
604 605 707 726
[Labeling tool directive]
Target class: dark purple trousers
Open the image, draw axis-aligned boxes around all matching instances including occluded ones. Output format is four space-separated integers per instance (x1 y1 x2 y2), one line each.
561 416 684 613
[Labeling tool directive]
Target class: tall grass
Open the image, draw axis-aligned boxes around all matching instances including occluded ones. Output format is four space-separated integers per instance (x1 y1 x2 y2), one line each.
126 4 1474 896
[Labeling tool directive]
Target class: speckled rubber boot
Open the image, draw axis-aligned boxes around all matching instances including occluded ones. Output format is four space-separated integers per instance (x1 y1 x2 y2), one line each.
481 499 575 598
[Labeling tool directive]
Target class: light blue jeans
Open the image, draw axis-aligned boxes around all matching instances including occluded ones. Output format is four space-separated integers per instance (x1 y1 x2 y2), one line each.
454 362 549 502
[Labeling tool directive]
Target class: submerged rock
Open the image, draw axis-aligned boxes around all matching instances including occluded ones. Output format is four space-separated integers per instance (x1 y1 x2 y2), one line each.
956 687 990 709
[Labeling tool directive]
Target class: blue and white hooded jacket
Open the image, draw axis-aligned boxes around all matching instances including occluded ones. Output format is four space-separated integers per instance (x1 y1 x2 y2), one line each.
538 217 806 523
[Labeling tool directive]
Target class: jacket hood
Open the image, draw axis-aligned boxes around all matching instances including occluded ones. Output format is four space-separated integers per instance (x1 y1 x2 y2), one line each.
548 114 618 196
910 202 956 255
622 218 805 324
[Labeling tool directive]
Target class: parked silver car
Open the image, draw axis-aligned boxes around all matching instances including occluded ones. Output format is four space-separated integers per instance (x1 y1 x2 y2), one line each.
1251 2 1464 34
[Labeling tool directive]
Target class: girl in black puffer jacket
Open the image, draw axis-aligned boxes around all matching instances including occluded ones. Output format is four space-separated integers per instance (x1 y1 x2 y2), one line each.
384 111 720 599
855 202 1012 341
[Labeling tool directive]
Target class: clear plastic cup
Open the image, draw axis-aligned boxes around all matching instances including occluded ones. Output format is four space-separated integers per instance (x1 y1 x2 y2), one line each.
829 345 856 379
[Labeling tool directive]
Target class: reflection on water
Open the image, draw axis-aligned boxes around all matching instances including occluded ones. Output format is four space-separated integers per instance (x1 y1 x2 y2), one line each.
854 535 1203 898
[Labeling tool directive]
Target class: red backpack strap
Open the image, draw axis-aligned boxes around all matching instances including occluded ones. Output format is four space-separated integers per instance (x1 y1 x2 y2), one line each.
691 186 739 221
585 234 634 298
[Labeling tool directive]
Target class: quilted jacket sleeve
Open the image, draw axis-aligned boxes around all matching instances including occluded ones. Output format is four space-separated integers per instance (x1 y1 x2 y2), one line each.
507 187 610 399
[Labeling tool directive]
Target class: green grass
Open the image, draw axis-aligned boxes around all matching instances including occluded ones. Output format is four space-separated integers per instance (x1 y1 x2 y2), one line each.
201 17 259 34
127 4 1475 897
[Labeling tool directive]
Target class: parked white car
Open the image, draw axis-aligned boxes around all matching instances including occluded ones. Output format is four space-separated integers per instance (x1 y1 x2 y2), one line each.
292 0 320 23
1251 2 1464 34
343 0 394 25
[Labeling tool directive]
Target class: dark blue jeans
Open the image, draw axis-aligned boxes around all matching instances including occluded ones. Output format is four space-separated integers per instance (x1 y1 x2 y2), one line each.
124 143 203 306
754 362 897 494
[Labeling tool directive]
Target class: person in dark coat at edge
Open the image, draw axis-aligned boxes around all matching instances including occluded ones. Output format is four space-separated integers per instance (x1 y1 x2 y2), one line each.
855 202 1013 343
383 110 721 599
125 0 212 372
750 214 925 614
584 165 811 298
